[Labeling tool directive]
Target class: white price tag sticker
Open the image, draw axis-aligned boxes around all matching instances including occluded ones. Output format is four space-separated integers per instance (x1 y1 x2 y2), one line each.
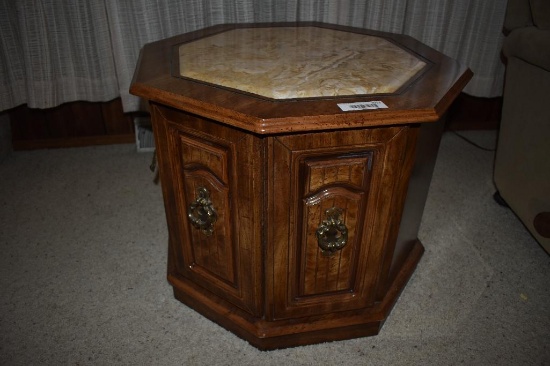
337 101 388 111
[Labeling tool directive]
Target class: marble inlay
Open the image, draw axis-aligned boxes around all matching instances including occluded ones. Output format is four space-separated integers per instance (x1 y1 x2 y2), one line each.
178 27 426 99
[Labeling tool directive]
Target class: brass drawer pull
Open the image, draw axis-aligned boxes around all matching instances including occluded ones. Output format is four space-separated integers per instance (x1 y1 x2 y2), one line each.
188 187 217 236
316 207 348 256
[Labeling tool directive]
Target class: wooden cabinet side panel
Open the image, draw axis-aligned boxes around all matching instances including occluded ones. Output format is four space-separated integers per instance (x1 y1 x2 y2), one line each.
151 103 263 316
267 126 414 320
381 119 442 297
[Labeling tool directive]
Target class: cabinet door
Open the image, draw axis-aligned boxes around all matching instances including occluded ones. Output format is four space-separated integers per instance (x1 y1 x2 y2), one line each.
152 104 263 317
267 126 416 320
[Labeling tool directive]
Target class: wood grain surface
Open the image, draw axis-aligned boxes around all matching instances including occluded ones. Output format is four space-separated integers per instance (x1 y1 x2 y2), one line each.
130 22 472 349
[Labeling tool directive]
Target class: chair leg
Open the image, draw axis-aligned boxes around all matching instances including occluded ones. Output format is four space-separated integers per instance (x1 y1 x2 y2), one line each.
534 212 550 238
493 191 509 208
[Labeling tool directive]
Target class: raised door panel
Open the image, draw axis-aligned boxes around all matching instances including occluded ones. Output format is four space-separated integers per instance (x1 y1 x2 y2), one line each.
152 104 263 317
298 153 372 296
179 134 236 287
268 126 415 320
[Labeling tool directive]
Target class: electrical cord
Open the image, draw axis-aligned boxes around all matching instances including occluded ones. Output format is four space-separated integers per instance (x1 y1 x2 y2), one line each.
448 129 496 152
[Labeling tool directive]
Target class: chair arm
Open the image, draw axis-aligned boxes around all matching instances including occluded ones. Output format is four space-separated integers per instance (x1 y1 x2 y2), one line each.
503 0 533 33
503 27 550 72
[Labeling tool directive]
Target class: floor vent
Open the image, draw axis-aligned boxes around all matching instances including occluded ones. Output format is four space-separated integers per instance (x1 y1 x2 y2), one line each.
134 117 155 152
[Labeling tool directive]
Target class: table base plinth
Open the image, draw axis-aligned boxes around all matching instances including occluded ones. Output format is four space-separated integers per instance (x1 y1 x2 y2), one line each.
169 240 424 350
130 22 472 352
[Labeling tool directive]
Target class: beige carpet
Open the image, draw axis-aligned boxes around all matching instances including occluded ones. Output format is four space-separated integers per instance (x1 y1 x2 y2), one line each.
0 131 548 365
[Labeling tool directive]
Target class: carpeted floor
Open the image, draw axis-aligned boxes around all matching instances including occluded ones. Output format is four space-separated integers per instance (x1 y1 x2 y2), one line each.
0 131 548 365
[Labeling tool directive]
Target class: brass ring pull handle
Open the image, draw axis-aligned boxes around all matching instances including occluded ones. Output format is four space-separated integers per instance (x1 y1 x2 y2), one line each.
316 207 348 256
188 187 217 236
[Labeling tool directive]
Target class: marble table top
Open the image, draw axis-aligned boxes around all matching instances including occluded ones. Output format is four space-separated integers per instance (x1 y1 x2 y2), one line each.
177 27 427 100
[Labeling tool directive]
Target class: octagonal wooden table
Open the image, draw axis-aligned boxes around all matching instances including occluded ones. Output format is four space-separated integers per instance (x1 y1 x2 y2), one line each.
130 22 472 350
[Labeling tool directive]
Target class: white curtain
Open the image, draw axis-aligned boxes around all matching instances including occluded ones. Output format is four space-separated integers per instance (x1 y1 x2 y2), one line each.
0 0 120 110
0 0 508 114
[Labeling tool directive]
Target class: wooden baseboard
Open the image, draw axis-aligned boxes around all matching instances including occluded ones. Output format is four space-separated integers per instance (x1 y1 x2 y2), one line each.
446 93 502 130
12 134 135 150
8 98 143 150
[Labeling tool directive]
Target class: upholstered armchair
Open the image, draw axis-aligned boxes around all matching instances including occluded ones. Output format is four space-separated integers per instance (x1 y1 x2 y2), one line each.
494 0 550 253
